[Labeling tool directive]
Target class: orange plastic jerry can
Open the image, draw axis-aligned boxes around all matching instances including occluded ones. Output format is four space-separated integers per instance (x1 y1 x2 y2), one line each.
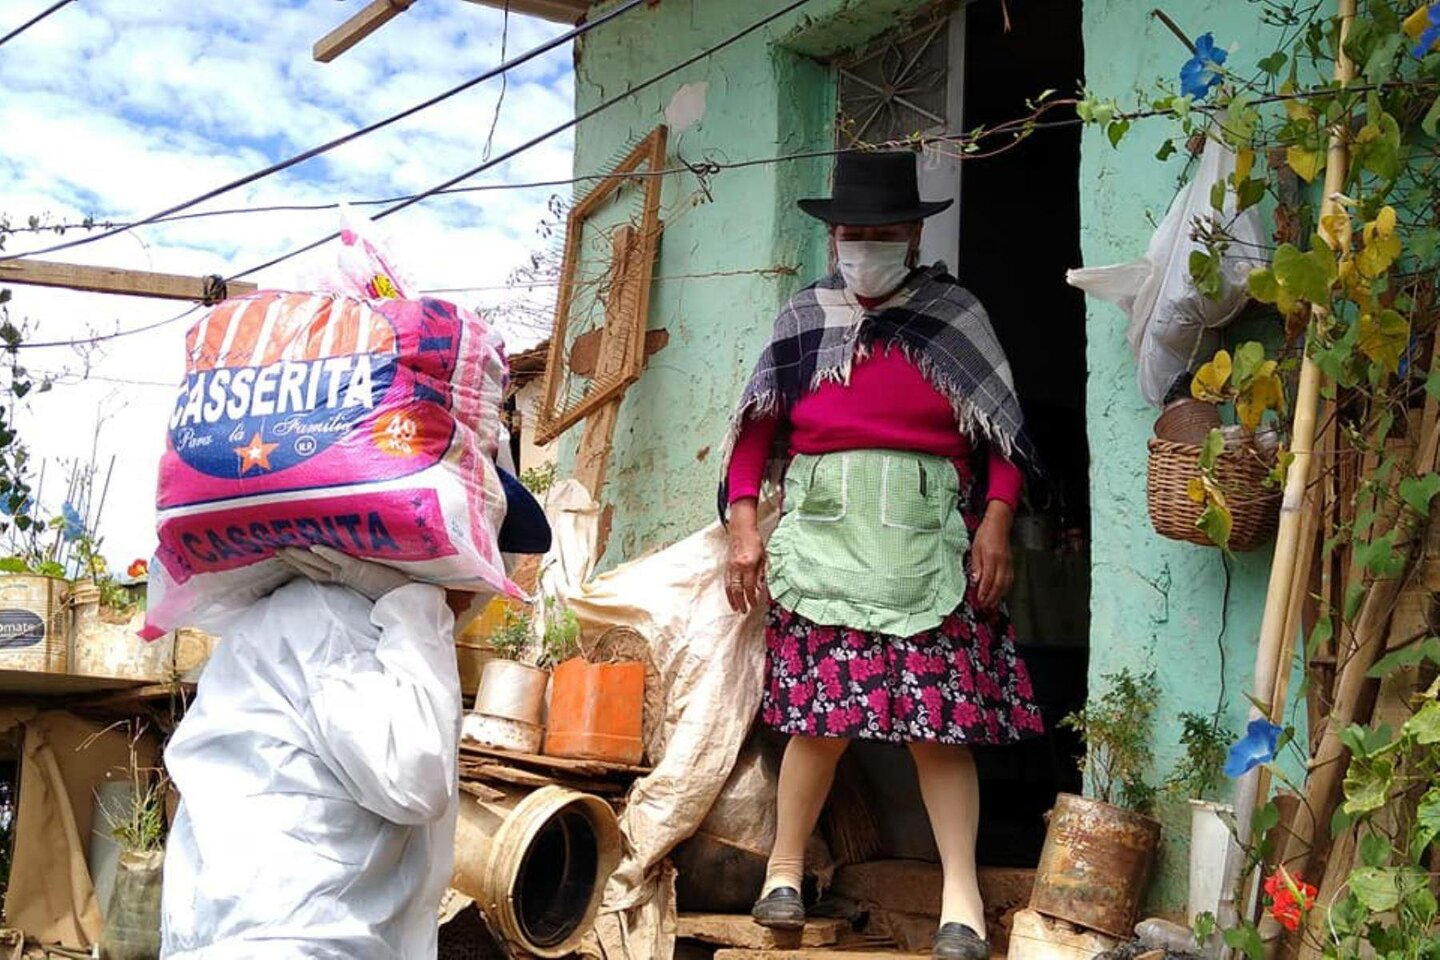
543 658 645 766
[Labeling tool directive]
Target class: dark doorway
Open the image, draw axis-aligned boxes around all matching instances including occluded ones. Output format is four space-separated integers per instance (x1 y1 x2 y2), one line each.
955 0 1089 866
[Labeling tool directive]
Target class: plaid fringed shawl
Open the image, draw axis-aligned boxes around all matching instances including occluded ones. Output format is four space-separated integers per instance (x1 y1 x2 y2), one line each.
716 265 1040 519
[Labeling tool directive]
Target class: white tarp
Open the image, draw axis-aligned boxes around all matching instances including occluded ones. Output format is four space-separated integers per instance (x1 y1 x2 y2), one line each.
538 480 774 960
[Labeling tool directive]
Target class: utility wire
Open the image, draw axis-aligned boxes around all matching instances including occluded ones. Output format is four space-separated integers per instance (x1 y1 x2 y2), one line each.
16 0 821 353
226 0 823 283
0 0 75 48
6 111 1085 240
0 0 649 263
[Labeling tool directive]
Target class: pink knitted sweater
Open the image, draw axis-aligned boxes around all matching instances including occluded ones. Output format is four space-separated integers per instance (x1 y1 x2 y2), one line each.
726 346 1023 509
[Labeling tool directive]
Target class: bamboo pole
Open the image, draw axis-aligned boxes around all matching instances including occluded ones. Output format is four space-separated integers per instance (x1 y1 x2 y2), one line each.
1275 415 1438 891
1224 0 1356 933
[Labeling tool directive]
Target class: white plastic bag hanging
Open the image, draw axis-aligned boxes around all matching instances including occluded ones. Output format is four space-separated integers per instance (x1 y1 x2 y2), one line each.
1068 137 1266 405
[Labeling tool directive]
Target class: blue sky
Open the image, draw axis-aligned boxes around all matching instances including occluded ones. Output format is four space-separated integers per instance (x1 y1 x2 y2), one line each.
0 0 575 565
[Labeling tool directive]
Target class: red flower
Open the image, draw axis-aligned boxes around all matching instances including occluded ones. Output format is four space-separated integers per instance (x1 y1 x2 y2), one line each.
1263 868 1317 932
126 558 149 580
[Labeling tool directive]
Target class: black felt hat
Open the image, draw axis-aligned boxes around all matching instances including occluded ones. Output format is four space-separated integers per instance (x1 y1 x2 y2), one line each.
798 150 953 226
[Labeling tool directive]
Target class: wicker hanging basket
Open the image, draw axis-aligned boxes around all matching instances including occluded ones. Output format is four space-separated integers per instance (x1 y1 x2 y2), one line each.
1146 438 1280 551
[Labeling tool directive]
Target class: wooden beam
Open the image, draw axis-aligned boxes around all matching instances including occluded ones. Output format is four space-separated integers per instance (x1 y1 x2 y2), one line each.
0 259 256 302
313 0 416 63
679 915 845 951
459 0 588 25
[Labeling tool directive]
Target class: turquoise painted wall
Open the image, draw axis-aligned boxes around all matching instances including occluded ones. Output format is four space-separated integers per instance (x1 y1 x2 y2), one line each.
1078 0 1316 908
562 0 1314 913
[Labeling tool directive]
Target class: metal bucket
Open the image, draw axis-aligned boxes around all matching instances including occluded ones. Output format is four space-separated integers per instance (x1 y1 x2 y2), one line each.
452 785 621 958
1031 793 1161 938
474 660 549 725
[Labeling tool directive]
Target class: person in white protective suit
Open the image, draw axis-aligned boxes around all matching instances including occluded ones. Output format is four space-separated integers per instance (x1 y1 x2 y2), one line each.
160 545 471 960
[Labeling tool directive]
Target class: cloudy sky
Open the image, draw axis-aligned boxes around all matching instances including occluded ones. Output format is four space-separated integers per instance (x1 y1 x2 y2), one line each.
0 0 572 568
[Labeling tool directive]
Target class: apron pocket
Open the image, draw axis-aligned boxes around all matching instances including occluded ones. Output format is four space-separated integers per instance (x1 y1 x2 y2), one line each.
880 455 947 531
790 454 849 522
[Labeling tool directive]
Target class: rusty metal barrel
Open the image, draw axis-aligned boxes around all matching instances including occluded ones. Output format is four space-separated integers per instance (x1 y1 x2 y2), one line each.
1030 793 1161 939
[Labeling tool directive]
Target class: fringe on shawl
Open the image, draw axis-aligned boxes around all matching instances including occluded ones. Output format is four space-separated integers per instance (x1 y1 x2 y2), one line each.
715 268 1035 518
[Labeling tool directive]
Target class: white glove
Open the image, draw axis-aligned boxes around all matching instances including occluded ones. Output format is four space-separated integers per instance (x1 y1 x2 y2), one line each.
276 546 413 601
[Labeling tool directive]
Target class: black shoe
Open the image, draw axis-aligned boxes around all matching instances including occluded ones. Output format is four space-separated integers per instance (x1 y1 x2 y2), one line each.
752 887 806 930
933 923 989 960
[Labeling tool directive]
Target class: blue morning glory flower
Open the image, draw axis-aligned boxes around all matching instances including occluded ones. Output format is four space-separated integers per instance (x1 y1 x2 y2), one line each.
60 502 84 543
1224 717 1283 777
1180 33 1228 100
1414 3 1440 59
0 495 31 518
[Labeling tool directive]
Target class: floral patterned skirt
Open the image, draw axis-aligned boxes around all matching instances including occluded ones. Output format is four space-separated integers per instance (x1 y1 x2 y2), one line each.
761 582 1045 746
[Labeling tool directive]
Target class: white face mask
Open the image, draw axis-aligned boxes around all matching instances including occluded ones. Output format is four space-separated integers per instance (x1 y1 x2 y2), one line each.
835 240 912 299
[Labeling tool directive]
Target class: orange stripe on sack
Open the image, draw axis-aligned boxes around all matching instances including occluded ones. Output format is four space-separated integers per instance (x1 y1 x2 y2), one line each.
258 294 310 366
304 297 335 361
219 297 265 368
195 301 240 372
329 300 360 358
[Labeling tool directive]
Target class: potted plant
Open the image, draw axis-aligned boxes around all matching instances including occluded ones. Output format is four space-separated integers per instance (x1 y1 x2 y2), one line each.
1033 670 1163 939
543 599 645 766
96 729 167 960
1163 712 1238 932
1147 341 1287 551
463 607 550 755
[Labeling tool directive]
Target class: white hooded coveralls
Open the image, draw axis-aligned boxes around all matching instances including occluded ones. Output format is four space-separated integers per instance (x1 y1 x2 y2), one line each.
161 579 461 959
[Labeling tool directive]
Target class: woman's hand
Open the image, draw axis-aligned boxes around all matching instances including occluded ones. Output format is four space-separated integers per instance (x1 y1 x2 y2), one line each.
725 498 767 613
970 501 1015 610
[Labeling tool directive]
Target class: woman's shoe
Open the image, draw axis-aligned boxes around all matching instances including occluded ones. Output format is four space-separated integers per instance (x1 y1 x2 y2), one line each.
932 922 990 960
751 887 806 930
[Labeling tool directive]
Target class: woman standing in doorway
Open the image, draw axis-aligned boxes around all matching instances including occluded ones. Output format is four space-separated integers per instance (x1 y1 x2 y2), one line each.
720 151 1045 960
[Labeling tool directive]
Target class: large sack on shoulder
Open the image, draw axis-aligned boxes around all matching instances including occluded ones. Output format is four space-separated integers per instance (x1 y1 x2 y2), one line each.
143 233 517 636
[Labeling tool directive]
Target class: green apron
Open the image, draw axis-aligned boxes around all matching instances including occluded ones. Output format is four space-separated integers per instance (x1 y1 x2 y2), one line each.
766 449 971 636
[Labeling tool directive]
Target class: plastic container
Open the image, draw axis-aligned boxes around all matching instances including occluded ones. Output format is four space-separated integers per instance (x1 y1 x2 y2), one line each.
452 784 621 958
544 658 644 765
465 660 549 754
88 781 136 921
98 849 164 960
1188 800 1239 927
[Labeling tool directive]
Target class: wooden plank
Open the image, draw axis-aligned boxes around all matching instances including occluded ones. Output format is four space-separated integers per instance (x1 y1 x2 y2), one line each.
460 780 506 802
0 669 147 698
313 0 415 62
569 327 668 379
714 951 926 960
461 740 649 776
460 761 624 795
1007 909 1119 960
0 259 257 302
678 915 845 951
459 0 588 24
72 681 194 712
573 399 621 497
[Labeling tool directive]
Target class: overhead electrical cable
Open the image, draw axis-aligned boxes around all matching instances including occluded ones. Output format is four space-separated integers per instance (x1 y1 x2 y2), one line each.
0 0 649 263
0 0 76 48
227 0 823 282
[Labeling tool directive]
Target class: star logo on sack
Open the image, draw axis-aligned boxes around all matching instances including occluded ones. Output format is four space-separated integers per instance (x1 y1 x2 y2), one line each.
234 433 280 474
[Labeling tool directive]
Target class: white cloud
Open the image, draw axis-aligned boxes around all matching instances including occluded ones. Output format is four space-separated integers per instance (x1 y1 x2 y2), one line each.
0 0 574 568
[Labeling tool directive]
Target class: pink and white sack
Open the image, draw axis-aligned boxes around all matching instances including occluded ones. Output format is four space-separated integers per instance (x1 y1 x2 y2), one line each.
143 229 519 637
